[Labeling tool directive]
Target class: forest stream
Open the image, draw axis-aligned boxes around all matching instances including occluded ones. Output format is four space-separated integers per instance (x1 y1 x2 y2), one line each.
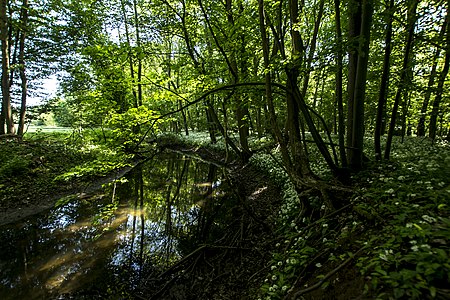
0 150 274 299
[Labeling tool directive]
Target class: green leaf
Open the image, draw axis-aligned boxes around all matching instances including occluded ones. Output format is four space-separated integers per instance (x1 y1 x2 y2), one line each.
430 286 436 298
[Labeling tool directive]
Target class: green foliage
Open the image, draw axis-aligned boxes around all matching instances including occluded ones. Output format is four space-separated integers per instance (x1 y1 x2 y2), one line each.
0 155 31 179
108 106 161 147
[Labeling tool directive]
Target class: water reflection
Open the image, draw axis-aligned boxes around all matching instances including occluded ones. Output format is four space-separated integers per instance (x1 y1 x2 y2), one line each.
0 152 225 299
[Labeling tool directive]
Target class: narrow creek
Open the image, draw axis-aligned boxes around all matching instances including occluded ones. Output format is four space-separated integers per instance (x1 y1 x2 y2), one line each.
0 151 230 299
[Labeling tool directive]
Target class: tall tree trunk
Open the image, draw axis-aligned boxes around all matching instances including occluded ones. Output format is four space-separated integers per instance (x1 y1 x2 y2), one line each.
120 0 138 108
1 0 14 134
334 0 347 167
225 0 251 160
346 0 362 153
429 0 450 140
385 0 418 160
300 0 325 99
17 0 29 136
132 0 142 107
286 0 312 177
258 0 290 166
417 9 448 136
348 0 373 170
374 0 394 160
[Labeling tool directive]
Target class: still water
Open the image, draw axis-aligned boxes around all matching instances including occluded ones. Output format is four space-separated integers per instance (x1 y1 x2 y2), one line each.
0 152 226 299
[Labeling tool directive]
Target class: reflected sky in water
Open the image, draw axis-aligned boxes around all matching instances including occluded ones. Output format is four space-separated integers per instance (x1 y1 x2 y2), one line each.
0 152 225 299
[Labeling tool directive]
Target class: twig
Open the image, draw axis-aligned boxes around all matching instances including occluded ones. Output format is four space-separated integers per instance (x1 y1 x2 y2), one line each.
288 246 366 299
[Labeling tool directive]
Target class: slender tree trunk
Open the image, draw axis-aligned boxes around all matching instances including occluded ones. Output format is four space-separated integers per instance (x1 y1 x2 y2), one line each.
1 0 14 134
120 0 138 108
286 0 312 177
429 0 450 140
132 0 142 107
385 0 418 160
300 0 325 99
334 0 347 167
375 0 394 160
17 0 29 136
346 0 362 153
348 0 373 170
417 10 448 136
258 0 292 170
225 0 251 160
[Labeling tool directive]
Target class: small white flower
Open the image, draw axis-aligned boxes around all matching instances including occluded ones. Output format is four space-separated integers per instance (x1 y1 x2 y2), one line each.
278 261 283 266
323 238 328 242
272 284 278 290
271 265 277 270
406 223 413 228
282 285 288 292
422 215 437 223
411 245 419 252
322 223 328 227
398 176 405 181
379 254 388 261
385 188 395 194
315 263 322 268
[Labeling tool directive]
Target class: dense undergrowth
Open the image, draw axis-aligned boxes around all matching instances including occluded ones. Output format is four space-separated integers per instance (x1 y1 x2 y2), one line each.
160 132 450 300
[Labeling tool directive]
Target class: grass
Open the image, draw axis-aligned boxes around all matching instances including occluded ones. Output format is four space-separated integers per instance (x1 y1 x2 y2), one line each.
0 129 132 211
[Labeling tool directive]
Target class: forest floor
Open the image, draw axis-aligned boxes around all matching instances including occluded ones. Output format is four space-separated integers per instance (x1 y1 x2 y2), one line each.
1 132 449 299
152 133 450 300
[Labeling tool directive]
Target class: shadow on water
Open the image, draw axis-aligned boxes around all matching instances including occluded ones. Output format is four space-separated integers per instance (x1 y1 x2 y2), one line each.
0 152 228 299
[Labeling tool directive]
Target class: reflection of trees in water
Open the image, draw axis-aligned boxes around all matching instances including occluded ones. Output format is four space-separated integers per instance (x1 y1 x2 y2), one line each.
122 154 224 280
0 153 228 299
